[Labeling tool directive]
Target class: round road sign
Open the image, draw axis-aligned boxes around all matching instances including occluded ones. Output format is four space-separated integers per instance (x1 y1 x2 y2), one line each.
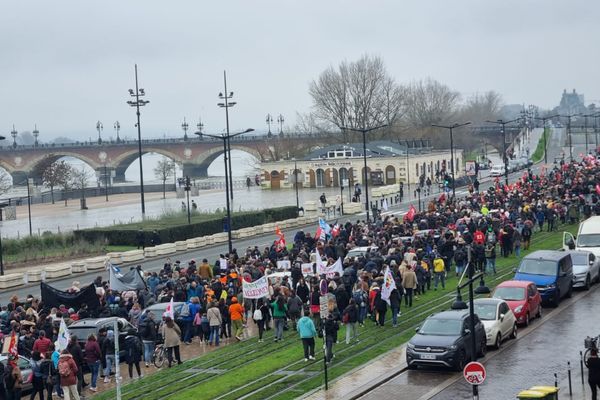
463 361 486 385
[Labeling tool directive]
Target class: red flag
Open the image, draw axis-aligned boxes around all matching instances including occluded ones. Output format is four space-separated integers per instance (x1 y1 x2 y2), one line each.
7 332 18 359
331 223 340 238
404 205 416 222
275 226 286 252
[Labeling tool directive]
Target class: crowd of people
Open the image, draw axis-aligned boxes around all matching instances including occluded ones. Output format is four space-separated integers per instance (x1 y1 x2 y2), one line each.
0 156 598 399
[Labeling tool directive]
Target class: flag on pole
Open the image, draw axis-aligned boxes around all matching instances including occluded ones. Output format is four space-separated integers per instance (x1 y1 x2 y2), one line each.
58 318 70 351
381 266 397 305
318 218 331 241
165 297 175 319
331 222 340 238
382 199 388 211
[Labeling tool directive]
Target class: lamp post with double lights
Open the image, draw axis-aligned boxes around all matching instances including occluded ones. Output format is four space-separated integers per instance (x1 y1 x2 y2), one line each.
32 125 39 147
96 121 103 144
277 114 285 137
218 71 237 201
292 158 300 216
126 64 150 215
266 114 273 138
533 114 559 164
431 122 471 200
184 176 191 224
0 134 5 274
181 117 189 141
451 254 490 400
198 128 254 253
196 118 204 140
114 121 121 143
10 125 17 148
559 113 581 161
485 119 520 186
340 125 388 223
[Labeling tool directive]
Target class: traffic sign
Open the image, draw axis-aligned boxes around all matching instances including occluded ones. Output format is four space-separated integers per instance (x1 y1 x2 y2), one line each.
463 361 486 385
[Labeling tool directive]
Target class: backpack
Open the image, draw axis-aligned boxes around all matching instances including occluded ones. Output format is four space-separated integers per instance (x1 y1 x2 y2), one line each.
58 359 71 378
180 303 190 318
253 309 263 321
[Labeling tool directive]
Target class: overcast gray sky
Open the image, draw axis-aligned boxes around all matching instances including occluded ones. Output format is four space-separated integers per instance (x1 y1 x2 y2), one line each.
1 0 598 141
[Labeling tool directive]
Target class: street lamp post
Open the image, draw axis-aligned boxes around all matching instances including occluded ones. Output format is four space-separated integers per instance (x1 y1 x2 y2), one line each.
196 118 204 140
485 119 520 186
0 134 5 274
127 64 150 215
293 158 300 216
432 122 472 201
277 114 285 137
199 128 254 253
32 125 39 147
184 176 191 224
26 177 33 236
10 125 17 148
451 256 490 400
533 115 559 164
218 71 237 201
114 121 121 143
559 113 581 161
104 163 109 202
340 125 388 223
181 117 189 141
266 114 273 137
96 121 103 144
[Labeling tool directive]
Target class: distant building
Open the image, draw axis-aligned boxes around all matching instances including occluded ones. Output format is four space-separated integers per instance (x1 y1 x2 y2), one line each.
554 89 587 115
260 140 463 189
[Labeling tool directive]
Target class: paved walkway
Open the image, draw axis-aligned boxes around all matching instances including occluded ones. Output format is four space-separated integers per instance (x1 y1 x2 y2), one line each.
303 346 407 400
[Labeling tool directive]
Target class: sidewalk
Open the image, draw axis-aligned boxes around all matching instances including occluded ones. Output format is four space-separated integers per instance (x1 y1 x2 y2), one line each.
303 346 407 400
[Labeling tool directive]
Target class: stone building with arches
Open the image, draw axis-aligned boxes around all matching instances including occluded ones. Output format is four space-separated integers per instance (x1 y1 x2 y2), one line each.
260 140 463 190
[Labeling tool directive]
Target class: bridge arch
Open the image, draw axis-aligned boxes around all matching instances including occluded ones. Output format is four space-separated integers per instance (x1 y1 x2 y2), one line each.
111 148 183 182
23 153 100 186
192 145 261 178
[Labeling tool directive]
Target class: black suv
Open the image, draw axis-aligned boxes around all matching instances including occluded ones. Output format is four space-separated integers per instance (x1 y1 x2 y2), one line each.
406 310 487 371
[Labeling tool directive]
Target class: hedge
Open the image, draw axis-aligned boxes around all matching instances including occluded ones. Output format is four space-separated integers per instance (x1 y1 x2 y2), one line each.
73 206 298 246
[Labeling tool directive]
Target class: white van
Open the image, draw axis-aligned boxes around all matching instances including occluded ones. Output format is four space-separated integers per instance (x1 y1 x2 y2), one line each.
489 164 505 177
563 216 600 257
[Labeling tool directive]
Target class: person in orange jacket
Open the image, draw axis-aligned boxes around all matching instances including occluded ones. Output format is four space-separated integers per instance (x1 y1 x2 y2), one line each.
228 297 245 341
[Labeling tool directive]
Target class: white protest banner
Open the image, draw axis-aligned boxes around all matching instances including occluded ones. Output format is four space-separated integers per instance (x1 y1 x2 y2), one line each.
318 257 344 278
242 276 269 299
276 260 291 270
301 263 314 276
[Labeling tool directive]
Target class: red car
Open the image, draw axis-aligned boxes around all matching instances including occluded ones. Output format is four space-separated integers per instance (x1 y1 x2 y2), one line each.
492 280 542 326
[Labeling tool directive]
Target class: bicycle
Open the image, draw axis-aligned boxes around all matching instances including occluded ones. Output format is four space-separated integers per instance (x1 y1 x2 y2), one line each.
152 342 166 368
584 335 599 367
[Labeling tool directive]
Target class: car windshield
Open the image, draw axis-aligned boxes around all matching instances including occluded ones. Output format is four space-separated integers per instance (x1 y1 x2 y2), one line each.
517 259 557 276
473 303 498 321
570 253 589 265
419 318 462 336
577 234 600 248
68 326 97 340
493 287 525 301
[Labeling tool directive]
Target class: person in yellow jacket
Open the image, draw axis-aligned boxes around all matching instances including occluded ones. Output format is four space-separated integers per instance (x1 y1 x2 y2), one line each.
433 254 446 290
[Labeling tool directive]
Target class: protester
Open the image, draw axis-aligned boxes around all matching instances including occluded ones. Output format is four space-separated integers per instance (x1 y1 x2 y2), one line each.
228 297 245 341
58 349 79 400
84 333 102 391
271 295 288 342
342 299 358 344
162 317 182 367
125 329 143 379
102 330 116 383
297 306 317 361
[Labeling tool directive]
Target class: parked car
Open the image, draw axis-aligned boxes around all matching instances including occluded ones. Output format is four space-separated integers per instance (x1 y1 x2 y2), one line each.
139 301 185 322
492 280 542 326
68 317 137 360
406 310 486 371
473 298 517 349
513 250 574 307
0 354 32 392
489 164 505 177
344 246 379 261
568 250 600 290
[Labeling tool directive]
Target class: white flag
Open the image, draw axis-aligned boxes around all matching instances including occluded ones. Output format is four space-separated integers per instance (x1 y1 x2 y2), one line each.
58 318 70 351
165 297 175 319
382 199 389 211
381 266 397 305
315 250 326 275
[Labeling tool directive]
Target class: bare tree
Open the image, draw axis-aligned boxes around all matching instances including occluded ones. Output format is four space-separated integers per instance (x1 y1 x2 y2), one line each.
71 167 91 209
0 169 12 195
459 91 503 124
309 55 404 141
35 158 72 204
154 157 175 199
404 78 460 129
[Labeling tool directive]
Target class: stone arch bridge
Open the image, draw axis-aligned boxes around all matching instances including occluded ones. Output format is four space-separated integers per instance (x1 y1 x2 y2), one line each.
0 136 278 185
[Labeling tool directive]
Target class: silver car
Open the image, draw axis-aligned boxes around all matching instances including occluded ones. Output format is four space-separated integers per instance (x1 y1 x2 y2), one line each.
0 354 33 392
569 250 600 290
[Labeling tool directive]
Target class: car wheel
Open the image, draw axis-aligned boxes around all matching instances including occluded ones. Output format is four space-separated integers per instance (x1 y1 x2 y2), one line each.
585 276 591 291
510 324 518 339
553 290 561 307
454 350 466 371
524 313 530 327
478 337 487 357
495 333 502 349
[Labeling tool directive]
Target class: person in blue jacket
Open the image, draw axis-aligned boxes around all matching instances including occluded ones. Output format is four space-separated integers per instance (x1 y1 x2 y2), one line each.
182 297 201 344
296 306 317 362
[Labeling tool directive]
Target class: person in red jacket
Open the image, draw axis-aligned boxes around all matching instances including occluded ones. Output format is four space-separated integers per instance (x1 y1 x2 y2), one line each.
58 350 79 400
32 330 52 354
84 334 102 392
